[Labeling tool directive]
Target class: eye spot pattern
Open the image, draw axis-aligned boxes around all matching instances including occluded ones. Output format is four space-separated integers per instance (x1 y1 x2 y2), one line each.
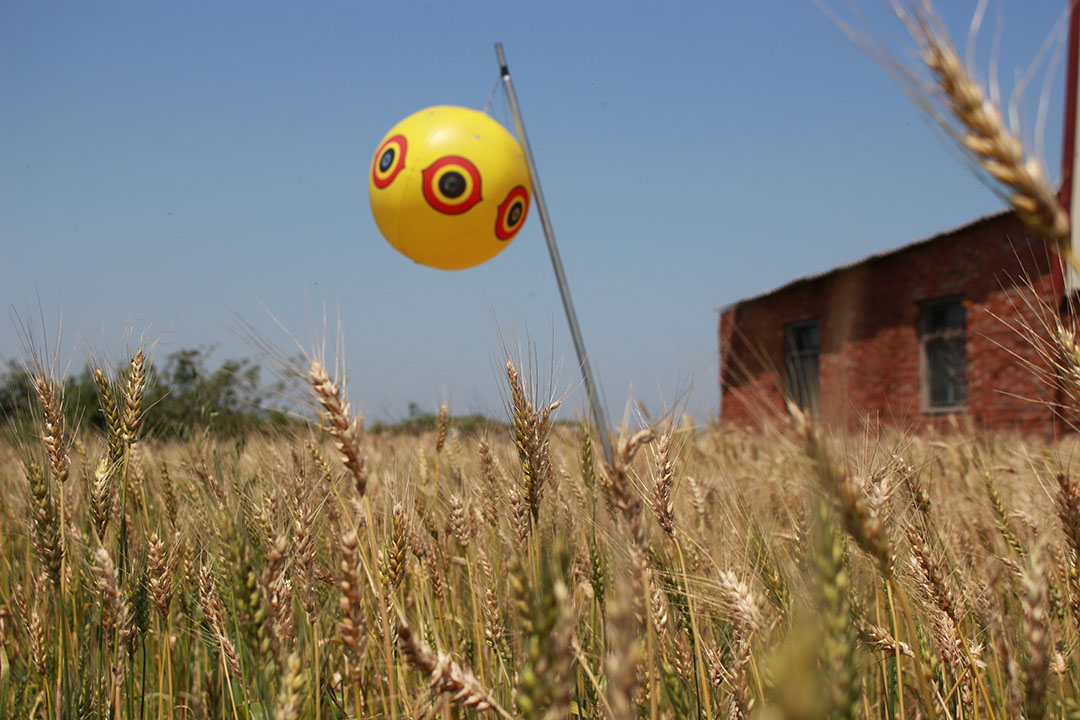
495 185 530 241
422 156 482 214
372 135 407 188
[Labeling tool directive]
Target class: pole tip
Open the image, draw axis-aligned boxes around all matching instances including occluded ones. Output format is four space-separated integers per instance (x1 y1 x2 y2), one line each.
494 42 509 76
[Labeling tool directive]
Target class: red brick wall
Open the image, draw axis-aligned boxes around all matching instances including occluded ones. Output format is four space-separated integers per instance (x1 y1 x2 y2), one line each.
719 213 1063 435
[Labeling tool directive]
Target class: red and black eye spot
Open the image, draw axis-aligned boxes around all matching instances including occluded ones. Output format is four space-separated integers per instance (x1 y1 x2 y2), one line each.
422 156 482 214
372 135 407 188
495 186 530 240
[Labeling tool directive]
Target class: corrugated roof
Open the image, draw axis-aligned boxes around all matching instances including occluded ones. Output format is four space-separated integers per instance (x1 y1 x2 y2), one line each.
718 209 1015 311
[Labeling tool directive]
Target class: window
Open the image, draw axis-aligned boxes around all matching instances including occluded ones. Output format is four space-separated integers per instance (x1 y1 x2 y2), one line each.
920 298 966 411
785 321 820 415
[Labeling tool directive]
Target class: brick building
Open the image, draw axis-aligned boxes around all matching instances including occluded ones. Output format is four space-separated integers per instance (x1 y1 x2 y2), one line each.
717 211 1067 435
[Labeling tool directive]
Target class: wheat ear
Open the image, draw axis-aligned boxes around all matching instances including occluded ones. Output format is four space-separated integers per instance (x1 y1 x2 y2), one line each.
396 618 513 719
827 1 1073 258
31 374 69 485
307 360 366 496
874 1 1073 255
915 16 1069 244
1022 543 1050 720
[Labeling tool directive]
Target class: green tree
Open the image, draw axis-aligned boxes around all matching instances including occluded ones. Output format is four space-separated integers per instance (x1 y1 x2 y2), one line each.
0 348 290 438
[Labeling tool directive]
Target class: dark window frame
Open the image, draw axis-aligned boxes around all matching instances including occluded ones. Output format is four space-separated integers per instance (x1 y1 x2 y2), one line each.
919 296 967 413
784 320 821 417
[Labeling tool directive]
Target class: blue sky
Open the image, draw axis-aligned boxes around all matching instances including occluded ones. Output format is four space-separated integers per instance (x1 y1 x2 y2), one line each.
1 1 1072 426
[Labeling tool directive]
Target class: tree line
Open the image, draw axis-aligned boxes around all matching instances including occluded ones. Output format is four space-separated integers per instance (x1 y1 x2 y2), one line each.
0 347 291 439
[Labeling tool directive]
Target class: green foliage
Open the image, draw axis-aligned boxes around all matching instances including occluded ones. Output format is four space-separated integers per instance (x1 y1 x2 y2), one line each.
368 401 500 436
147 347 290 438
0 347 292 439
0 360 34 430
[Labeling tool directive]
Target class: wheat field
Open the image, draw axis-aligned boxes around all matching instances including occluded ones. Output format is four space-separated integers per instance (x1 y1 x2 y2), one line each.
2 344 1080 720
5 3 1080 718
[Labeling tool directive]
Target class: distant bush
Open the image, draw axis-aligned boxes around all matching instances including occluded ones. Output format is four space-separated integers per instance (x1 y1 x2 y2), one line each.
0 346 293 439
368 401 503 436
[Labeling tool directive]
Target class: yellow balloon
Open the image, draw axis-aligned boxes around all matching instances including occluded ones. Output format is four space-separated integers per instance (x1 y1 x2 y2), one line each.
369 106 532 270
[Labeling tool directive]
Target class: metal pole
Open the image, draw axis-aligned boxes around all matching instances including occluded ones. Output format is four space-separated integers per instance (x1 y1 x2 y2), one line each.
494 42 614 467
